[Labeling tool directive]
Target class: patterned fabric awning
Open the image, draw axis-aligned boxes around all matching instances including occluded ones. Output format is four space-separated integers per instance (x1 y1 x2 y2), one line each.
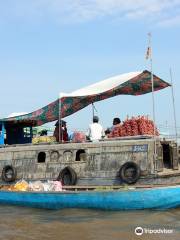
0 70 170 126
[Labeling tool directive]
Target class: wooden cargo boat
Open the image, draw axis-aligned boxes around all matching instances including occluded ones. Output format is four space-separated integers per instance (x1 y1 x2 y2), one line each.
0 70 179 210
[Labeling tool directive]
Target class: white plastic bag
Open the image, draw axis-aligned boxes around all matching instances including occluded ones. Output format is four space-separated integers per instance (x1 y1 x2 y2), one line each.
29 181 44 191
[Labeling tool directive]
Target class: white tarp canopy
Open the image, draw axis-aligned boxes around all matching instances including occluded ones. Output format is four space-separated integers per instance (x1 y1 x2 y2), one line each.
60 71 141 97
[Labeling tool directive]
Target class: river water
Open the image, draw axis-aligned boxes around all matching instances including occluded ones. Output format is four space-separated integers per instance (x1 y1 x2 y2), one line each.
0 206 179 240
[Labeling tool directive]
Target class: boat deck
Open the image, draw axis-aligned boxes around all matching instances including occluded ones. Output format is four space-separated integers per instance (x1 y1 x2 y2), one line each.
157 169 180 176
1 183 180 192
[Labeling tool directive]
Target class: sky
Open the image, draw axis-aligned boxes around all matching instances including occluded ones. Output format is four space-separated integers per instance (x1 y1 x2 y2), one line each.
0 0 180 132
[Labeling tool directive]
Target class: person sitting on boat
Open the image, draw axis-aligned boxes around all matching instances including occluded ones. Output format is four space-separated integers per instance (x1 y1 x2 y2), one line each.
53 120 68 142
104 128 111 136
40 129 48 136
113 117 121 126
87 116 105 141
108 117 122 138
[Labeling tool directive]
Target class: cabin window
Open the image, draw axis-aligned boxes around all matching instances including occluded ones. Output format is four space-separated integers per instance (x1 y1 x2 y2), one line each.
76 149 86 161
37 152 46 163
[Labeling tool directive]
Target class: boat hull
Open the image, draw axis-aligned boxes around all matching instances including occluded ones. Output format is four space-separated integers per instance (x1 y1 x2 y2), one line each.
0 185 180 210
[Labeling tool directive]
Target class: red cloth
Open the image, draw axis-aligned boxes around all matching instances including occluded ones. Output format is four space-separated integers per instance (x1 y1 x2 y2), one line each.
54 126 68 142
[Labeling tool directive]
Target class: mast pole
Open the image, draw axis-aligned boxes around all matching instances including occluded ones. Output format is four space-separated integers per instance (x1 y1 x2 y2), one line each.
147 32 157 172
169 68 178 143
149 33 156 137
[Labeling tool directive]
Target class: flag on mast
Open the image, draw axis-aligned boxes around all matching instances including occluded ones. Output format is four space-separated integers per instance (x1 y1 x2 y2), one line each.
146 46 151 60
145 32 152 60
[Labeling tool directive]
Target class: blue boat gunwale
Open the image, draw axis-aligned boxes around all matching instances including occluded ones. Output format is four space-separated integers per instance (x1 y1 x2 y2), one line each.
0 184 180 210
1 184 180 195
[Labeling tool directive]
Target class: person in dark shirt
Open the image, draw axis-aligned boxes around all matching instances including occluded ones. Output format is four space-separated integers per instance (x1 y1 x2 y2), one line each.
40 130 48 136
113 118 121 126
53 120 68 142
108 117 122 138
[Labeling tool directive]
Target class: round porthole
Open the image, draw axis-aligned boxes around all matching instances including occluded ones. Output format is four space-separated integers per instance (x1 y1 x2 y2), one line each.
50 151 60 162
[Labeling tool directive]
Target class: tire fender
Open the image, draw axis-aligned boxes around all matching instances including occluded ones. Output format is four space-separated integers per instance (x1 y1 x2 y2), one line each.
119 162 140 184
2 165 17 183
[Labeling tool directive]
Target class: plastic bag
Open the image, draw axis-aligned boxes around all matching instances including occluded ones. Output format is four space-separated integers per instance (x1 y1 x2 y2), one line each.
52 181 63 191
14 180 29 191
32 136 56 144
43 181 63 191
29 181 44 191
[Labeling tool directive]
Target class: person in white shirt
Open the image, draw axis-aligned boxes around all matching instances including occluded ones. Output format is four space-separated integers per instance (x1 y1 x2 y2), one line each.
87 116 105 141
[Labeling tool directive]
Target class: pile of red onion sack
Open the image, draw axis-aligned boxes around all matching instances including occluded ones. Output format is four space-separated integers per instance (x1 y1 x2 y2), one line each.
109 116 159 138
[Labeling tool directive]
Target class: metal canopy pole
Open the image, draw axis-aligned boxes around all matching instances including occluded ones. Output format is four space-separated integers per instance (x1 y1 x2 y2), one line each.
92 103 94 119
58 97 62 143
92 103 98 119
169 68 178 143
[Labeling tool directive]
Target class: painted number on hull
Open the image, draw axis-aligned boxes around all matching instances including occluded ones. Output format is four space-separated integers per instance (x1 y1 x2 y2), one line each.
132 145 148 152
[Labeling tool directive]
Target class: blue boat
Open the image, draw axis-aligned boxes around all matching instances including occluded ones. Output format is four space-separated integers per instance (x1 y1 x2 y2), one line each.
0 185 180 210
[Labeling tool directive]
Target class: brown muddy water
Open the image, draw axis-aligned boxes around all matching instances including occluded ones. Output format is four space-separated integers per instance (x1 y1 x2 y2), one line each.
0 206 179 240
